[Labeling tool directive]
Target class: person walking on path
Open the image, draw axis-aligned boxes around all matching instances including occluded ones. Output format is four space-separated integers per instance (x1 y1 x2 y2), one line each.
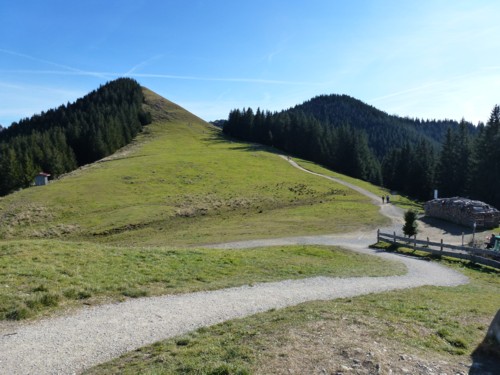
386 195 390 204
382 195 385 204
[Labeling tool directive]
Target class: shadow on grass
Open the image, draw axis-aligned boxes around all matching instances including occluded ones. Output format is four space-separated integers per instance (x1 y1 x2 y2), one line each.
371 241 500 373
203 131 289 156
370 242 500 274
419 216 496 237
470 309 500 374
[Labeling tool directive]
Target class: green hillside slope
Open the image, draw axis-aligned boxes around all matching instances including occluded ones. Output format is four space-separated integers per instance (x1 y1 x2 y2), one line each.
0 88 387 246
0 78 151 195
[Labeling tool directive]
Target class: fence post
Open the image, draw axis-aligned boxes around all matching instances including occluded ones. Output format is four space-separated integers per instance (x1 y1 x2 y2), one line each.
470 247 476 264
440 239 443 252
427 237 429 248
393 231 396 243
377 229 380 242
462 232 464 247
413 235 416 251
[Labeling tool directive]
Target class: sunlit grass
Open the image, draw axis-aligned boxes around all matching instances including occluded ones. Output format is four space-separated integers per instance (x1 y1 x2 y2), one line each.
85 262 499 375
0 91 388 246
0 240 405 320
296 159 423 212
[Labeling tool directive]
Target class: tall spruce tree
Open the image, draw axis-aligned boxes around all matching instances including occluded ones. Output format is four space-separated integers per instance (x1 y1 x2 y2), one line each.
436 128 458 197
470 105 500 208
409 140 435 200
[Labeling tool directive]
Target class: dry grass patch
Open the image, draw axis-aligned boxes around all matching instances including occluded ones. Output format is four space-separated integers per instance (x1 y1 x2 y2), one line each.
85 262 499 375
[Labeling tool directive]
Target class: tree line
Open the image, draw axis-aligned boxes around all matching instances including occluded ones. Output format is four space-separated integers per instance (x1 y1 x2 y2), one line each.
0 78 152 196
224 107 382 184
223 97 500 209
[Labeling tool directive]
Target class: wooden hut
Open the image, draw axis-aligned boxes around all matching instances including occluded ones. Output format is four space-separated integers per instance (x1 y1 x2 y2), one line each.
34 172 51 186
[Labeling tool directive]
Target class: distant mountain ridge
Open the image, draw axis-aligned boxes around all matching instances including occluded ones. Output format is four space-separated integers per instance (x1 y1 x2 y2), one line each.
287 94 476 158
222 92 486 201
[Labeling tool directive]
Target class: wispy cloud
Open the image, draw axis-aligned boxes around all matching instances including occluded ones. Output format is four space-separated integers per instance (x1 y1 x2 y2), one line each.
265 46 286 63
368 81 442 103
131 72 318 85
0 69 112 78
0 68 317 86
368 69 490 104
0 81 27 90
0 82 85 125
0 48 316 86
365 67 500 123
124 55 164 76
0 49 110 79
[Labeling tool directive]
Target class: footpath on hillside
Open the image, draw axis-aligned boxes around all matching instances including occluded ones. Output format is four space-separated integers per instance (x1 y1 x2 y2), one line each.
281 156 476 245
0 156 469 375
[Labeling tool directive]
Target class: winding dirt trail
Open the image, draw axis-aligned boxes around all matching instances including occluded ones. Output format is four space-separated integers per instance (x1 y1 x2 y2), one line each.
0 157 469 375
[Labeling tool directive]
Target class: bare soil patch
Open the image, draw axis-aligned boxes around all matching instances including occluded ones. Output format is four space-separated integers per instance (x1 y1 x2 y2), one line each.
258 319 470 375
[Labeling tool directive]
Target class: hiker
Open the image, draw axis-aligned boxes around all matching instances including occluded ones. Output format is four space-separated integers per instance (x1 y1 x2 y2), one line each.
386 195 390 204
487 233 496 249
382 195 385 204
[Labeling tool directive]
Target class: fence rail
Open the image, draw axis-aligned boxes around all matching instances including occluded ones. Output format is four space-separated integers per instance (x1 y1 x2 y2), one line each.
377 230 500 269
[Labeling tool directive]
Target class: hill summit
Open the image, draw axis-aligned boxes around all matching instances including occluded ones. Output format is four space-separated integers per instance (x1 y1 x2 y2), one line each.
0 84 385 244
0 78 151 196
222 93 483 201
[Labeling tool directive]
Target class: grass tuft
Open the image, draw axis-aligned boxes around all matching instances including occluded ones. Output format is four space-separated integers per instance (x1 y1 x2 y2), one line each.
84 263 499 374
0 241 404 320
5 305 31 320
121 288 149 298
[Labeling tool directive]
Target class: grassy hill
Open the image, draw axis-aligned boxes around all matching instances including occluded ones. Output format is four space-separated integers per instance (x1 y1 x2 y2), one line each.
0 88 388 247
0 87 396 321
0 87 498 373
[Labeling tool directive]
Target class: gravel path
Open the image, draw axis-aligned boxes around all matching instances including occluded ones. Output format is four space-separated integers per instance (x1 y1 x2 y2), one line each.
0 157 469 375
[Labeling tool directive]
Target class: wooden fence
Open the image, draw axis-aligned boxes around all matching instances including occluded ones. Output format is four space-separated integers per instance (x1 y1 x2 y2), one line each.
377 230 500 269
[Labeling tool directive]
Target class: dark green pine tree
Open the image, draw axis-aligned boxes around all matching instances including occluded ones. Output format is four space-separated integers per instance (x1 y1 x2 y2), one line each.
393 142 413 194
0 147 23 195
436 128 458 198
381 148 399 190
454 119 471 197
470 105 500 208
0 78 150 196
403 210 418 237
408 140 435 200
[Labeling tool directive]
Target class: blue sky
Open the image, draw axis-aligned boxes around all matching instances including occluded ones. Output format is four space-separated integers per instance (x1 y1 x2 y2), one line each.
1 0 499 127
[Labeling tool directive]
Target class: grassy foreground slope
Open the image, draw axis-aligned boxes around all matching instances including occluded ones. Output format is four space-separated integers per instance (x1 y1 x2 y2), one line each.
0 88 400 320
86 262 500 375
0 241 405 320
0 88 388 246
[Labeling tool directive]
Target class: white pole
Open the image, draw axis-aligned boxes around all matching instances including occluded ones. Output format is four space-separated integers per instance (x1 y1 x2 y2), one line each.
472 222 476 247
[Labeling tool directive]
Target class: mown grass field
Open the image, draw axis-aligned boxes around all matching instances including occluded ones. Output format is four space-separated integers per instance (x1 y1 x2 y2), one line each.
0 241 405 320
0 89 388 247
0 89 399 322
1 88 497 373
85 258 500 375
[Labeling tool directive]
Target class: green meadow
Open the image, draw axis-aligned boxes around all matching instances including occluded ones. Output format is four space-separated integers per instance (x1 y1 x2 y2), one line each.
0 241 405 320
0 88 394 321
0 89 387 246
85 260 500 375
297 159 424 212
0 88 497 373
